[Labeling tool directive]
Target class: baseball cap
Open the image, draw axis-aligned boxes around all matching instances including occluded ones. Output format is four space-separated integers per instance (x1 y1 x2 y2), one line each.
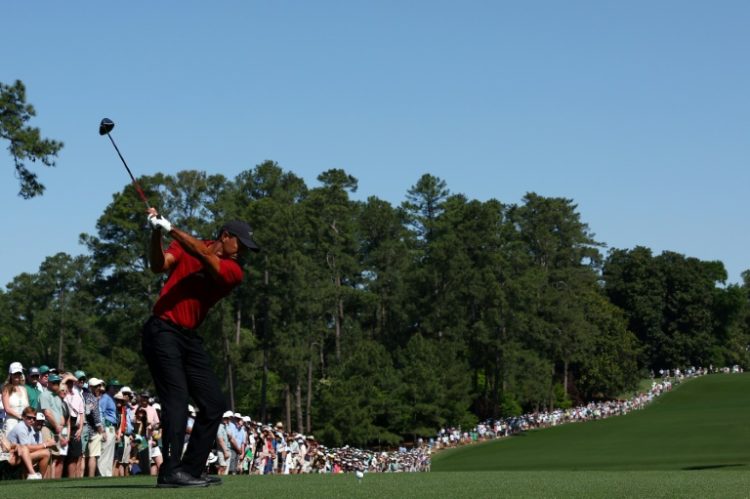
29 367 40 376
38 365 51 375
74 370 87 380
121 386 132 394
220 221 260 252
233 412 242 419
35 412 46 421
88 377 104 387
48 374 62 383
222 410 233 418
153 403 161 411
8 362 24 374
107 378 122 387
243 416 251 423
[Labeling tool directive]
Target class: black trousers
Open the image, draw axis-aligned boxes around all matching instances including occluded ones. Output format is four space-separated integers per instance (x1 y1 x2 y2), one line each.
141 316 226 478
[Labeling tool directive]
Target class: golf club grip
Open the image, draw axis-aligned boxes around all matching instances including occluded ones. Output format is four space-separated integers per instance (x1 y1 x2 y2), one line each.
107 134 150 208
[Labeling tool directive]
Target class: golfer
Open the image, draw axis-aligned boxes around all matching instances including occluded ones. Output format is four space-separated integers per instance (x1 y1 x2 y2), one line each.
143 208 259 487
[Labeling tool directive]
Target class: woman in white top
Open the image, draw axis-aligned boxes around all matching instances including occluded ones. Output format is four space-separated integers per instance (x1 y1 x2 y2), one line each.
2 362 30 433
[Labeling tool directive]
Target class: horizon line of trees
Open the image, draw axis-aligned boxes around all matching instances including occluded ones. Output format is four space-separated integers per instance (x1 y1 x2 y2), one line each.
1 162 748 448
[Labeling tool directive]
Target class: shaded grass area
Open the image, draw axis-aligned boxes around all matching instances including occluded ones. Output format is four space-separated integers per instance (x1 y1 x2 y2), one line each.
1 470 749 499
432 373 750 471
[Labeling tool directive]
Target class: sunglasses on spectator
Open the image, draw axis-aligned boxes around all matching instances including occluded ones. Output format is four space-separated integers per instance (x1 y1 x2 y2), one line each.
24 415 35 420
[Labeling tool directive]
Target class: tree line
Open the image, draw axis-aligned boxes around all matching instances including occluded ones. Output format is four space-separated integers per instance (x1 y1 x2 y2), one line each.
1 162 748 448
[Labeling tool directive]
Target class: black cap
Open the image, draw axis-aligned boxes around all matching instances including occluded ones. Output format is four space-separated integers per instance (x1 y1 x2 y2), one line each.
221 221 260 252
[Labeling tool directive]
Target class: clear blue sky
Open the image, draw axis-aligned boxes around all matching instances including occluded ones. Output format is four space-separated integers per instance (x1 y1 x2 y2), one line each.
1 1 748 288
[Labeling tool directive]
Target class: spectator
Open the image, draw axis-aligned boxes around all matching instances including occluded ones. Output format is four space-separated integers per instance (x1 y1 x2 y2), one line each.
227 413 243 475
138 391 160 428
150 425 163 476
72 371 89 477
37 365 52 391
82 377 105 478
133 407 152 475
97 379 119 476
25 367 42 411
113 391 130 477
39 373 70 479
63 373 85 478
215 411 232 475
2 362 30 433
3 408 55 479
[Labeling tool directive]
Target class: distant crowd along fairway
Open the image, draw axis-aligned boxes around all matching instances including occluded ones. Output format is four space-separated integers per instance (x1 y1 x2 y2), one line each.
431 372 750 472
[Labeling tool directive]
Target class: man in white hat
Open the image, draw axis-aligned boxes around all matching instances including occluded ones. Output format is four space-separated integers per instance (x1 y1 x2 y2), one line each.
215 411 233 475
84 378 107 477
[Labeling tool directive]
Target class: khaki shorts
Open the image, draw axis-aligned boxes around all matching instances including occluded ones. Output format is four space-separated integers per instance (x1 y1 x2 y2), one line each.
87 433 102 457
217 450 229 467
41 427 61 457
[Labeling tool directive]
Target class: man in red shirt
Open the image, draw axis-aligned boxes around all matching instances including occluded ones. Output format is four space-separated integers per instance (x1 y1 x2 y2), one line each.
143 208 259 488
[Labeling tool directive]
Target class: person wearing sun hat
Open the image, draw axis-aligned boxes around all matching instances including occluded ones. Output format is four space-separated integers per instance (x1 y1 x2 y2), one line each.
2 362 30 433
83 377 106 477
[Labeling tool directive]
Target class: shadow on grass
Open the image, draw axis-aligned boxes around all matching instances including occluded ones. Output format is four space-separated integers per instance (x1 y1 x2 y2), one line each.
682 464 745 470
60 485 156 489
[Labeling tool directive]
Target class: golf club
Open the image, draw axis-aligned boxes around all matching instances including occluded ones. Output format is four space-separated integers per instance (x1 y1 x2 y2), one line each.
99 118 151 209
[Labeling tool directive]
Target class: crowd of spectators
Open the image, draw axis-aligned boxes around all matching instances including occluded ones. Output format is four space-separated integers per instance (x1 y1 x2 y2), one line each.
0 361 430 480
0 362 742 480
429 366 742 450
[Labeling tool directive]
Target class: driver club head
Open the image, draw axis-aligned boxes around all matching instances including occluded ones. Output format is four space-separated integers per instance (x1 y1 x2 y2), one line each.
99 118 115 136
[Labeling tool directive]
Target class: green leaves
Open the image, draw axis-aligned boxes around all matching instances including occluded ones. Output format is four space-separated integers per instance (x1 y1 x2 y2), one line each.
0 160 746 448
0 80 63 198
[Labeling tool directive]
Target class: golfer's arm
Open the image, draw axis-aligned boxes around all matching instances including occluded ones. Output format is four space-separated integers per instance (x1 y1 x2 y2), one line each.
149 231 175 273
167 227 222 278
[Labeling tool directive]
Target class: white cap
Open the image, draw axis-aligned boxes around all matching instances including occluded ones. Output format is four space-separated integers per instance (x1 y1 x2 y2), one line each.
234 412 242 419
120 386 132 394
35 412 46 421
222 410 233 418
188 404 196 415
153 403 161 411
8 362 24 374
242 416 251 422
88 377 104 387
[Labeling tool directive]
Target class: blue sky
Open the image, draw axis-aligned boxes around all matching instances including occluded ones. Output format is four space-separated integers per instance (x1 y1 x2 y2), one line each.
1 1 748 288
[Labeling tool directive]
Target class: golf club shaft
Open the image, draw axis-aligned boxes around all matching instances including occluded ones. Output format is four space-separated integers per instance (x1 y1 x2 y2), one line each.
106 133 150 209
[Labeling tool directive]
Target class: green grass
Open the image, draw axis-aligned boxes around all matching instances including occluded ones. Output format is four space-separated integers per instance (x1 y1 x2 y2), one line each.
432 373 750 471
1 374 748 498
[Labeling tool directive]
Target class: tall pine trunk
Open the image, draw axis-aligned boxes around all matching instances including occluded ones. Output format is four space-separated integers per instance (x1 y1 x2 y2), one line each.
296 380 304 434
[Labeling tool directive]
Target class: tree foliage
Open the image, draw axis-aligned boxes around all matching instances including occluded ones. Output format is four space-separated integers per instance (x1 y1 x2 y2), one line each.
1 163 747 448
0 80 63 198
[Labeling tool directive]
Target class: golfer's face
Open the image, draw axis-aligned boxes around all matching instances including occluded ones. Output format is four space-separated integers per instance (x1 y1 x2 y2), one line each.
221 232 248 260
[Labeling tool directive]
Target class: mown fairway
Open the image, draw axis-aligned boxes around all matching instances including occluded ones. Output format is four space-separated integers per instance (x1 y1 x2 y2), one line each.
432 373 750 471
1 374 748 498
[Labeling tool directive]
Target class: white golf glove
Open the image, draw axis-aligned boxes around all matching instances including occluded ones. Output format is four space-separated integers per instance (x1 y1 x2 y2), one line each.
148 214 172 232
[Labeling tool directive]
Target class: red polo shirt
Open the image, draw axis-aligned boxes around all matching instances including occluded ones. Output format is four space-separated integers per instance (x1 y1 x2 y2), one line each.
152 240 243 330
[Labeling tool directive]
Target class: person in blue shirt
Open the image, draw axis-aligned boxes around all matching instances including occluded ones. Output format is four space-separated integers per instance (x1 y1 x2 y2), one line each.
94 379 118 476
4 407 55 478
